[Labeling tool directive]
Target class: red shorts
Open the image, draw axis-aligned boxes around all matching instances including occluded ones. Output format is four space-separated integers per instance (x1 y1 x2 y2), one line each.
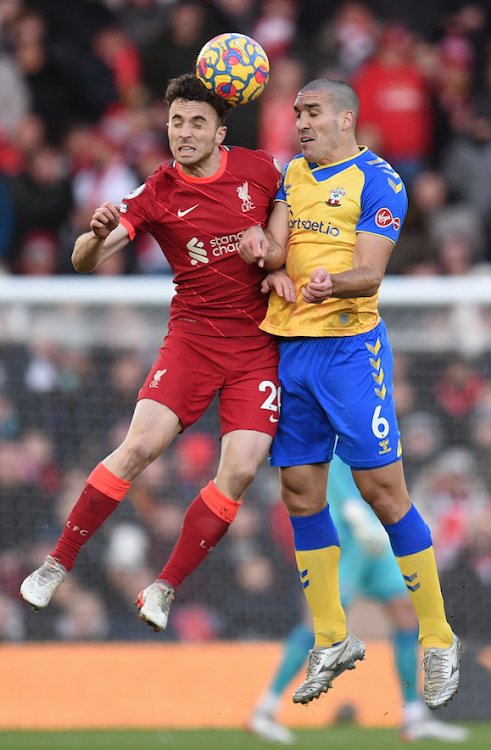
137 329 280 437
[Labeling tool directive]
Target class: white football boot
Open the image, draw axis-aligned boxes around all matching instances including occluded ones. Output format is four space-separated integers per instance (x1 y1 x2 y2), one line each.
20 555 67 610
247 709 295 745
136 580 175 632
401 699 469 742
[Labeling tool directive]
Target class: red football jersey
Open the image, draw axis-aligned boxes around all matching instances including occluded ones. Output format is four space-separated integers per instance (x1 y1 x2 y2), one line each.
119 145 282 337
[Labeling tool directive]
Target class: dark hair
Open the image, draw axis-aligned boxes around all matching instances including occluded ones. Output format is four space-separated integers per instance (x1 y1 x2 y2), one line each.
299 78 359 123
165 73 233 125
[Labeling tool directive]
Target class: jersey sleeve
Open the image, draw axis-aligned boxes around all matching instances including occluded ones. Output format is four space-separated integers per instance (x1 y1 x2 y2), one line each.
274 163 290 202
119 179 156 238
253 149 283 207
356 164 408 244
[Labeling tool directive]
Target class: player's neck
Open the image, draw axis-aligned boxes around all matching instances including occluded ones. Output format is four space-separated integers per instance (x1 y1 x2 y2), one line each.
178 146 223 179
316 139 360 166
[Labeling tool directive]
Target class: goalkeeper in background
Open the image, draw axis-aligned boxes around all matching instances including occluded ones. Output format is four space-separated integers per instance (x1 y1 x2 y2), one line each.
248 454 469 744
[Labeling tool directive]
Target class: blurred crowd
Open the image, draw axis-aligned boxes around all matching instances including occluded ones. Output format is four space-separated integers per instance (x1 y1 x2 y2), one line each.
1 0 491 645
2 1 491 274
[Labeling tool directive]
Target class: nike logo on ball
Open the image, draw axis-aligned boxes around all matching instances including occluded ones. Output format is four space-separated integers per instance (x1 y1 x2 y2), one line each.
177 205 199 217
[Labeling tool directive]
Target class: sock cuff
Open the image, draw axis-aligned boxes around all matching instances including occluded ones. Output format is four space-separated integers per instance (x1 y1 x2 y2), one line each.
201 480 242 523
87 462 132 501
290 505 340 551
383 503 432 557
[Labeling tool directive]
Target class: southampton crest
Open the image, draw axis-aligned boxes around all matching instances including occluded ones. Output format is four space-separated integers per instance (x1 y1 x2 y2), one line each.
326 187 347 207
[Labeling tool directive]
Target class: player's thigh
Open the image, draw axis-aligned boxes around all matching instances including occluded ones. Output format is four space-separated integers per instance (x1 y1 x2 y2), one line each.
270 339 336 468
106 399 181 477
328 321 402 470
122 398 181 453
138 330 223 430
218 335 280 438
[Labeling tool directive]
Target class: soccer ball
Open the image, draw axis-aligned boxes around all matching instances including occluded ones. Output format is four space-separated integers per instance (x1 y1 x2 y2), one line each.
196 33 270 106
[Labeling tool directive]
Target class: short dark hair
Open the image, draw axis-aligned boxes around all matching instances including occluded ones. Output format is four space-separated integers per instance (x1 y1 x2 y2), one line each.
165 73 233 125
299 79 359 123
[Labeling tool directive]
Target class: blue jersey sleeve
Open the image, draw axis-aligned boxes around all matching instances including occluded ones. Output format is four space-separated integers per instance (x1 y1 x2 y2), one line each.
274 164 290 202
357 161 408 244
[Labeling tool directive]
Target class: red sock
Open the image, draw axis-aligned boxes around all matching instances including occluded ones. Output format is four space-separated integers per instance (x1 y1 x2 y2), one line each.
51 463 131 571
159 483 241 591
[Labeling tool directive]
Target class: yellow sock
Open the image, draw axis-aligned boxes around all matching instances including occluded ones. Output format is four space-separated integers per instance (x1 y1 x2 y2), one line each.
296 545 347 647
395 546 453 649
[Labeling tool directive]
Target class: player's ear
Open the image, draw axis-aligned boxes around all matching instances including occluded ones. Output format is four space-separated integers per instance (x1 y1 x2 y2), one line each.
341 110 355 131
216 125 227 145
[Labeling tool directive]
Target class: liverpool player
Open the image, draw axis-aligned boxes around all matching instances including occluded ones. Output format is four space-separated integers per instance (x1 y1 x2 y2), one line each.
20 73 282 633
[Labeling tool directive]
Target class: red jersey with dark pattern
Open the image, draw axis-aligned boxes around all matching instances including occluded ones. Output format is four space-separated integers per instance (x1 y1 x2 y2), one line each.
119 145 282 337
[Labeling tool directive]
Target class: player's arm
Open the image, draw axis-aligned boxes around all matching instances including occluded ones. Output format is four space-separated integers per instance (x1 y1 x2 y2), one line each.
238 201 290 270
72 202 130 273
302 232 394 304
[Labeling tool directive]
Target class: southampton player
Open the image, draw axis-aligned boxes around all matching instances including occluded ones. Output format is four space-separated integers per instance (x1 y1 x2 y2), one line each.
248 455 469 744
239 78 460 711
20 73 282 632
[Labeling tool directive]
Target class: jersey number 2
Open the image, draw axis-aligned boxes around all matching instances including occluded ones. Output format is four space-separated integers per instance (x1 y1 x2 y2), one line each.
259 381 280 422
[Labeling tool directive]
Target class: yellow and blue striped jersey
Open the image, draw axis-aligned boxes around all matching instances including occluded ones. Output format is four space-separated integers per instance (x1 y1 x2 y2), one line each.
260 146 408 338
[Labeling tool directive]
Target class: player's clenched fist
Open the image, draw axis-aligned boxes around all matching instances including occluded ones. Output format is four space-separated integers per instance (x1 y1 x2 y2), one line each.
90 201 121 239
238 225 270 267
301 267 333 304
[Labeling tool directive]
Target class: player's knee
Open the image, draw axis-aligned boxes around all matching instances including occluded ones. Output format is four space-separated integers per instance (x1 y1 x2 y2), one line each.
217 454 258 499
363 487 409 525
230 460 258 495
120 438 160 474
280 486 323 516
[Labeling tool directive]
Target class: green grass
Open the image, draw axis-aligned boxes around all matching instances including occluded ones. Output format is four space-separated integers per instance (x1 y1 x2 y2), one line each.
0 725 489 750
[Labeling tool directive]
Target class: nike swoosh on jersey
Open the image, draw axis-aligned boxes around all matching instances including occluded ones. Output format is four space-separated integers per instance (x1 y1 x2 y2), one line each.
177 205 199 217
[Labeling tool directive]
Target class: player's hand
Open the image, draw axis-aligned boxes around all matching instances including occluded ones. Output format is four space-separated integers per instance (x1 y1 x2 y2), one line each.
302 267 332 304
238 225 270 267
90 201 121 240
261 268 296 303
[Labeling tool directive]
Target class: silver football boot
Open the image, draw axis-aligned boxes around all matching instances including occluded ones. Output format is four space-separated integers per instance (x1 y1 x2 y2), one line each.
292 631 366 704
422 632 461 710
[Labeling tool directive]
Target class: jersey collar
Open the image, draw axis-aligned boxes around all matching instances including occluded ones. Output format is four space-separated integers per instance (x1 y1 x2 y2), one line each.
308 145 368 172
175 145 229 184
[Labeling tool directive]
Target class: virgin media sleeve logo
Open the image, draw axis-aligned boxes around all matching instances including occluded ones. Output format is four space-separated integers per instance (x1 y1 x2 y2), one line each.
375 207 393 227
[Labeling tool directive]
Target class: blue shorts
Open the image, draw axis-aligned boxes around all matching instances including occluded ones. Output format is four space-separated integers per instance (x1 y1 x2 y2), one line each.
339 545 408 608
270 320 402 470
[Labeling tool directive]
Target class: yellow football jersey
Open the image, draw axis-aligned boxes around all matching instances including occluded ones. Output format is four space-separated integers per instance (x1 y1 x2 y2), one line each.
260 147 407 337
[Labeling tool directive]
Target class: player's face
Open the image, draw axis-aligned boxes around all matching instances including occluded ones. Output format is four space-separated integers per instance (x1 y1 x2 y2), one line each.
167 99 226 174
294 91 350 165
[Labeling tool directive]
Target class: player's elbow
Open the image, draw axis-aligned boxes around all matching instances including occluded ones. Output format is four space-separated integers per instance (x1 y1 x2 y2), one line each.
360 268 384 297
360 282 381 297
263 256 285 271
72 250 96 273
